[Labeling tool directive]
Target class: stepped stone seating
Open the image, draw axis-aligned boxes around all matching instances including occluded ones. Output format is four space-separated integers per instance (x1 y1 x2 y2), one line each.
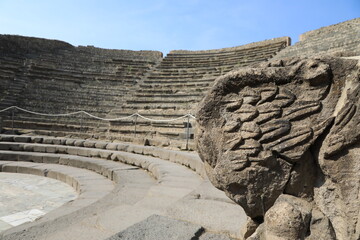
273 17 360 59
106 37 290 146
0 35 162 136
0 35 289 149
0 134 246 239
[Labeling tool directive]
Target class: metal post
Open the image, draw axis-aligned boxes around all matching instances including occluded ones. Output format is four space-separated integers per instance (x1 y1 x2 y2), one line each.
11 108 14 132
80 113 83 133
186 115 190 150
134 115 138 138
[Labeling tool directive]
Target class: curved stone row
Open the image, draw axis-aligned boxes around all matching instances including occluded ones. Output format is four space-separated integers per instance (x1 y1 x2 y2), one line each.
273 18 360 59
106 38 289 144
0 134 206 177
0 134 246 239
0 160 115 220
0 35 162 141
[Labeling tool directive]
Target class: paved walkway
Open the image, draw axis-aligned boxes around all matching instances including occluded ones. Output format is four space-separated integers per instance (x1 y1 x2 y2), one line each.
0 172 77 232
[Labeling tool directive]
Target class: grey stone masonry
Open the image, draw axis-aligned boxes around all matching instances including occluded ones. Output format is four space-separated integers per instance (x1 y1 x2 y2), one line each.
273 18 360 59
0 35 162 137
106 37 290 143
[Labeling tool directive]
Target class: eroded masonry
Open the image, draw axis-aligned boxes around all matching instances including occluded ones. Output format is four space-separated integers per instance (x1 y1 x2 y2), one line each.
0 17 359 240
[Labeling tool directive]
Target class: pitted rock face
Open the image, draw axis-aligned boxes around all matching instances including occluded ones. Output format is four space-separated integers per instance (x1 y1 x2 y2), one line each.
197 57 360 239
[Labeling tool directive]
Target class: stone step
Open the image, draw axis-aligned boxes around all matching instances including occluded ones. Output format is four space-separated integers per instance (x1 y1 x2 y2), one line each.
133 93 203 98
126 98 200 104
139 82 212 89
166 42 284 57
161 54 273 66
142 78 215 84
0 134 202 175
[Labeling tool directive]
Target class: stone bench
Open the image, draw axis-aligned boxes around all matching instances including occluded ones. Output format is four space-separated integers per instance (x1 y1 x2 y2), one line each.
0 134 205 177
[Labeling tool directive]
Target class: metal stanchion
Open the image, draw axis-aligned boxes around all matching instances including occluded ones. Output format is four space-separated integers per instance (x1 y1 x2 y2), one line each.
134 114 138 137
11 108 14 133
186 115 190 150
80 113 83 132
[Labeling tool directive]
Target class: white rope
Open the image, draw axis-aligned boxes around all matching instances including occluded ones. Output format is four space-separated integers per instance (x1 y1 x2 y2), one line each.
135 113 195 122
0 106 196 122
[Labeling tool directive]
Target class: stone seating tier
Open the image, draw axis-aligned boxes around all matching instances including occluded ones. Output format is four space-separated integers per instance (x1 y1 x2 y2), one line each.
142 78 217 85
0 36 161 138
0 134 246 239
273 18 360 59
168 37 290 55
106 38 290 143
160 52 277 65
0 35 290 148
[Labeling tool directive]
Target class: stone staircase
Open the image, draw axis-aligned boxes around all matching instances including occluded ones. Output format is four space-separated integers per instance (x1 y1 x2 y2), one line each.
105 37 290 146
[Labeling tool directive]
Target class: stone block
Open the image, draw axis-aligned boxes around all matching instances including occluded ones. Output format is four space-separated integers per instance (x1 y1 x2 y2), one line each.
98 150 113 160
13 136 31 143
42 155 60 164
33 145 47 153
23 144 35 152
65 139 76 146
30 155 43 163
0 135 14 142
45 145 57 153
142 146 155 156
0 143 11 150
56 145 68 154
77 148 91 157
0 152 18 161
106 143 118 150
42 138 54 144
89 149 100 158
117 143 129 152
17 154 33 162
52 138 63 145
16 165 44 176
95 141 108 149
66 146 79 156
9 143 24 151
83 140 96 148
106 215 204 240
31 136 43 143
74 140 85 147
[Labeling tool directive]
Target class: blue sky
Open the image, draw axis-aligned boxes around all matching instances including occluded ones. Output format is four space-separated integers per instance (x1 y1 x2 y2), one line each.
0 0 358 54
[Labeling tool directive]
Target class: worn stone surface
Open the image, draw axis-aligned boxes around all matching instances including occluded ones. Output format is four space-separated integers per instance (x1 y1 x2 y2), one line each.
106 215 204 240
197 56 360 240
199 232 235 240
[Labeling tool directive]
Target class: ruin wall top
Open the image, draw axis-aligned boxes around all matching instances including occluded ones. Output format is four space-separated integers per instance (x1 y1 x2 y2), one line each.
77 46 163 61
0 35 163 62
299 17 360 41
168 37 290 55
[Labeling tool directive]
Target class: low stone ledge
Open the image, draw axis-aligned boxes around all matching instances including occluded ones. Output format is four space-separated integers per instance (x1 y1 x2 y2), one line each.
0 134 206 178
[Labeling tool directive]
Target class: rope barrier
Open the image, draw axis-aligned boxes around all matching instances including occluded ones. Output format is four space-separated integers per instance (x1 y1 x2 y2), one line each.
0 106 196 122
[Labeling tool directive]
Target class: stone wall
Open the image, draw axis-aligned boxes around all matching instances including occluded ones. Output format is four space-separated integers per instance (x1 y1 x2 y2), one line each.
169 37 290 54
273 18 360 59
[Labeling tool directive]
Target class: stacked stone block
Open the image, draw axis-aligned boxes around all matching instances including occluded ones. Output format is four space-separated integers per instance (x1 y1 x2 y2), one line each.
106 37 290 146
273 17 360 59
0 35 162 136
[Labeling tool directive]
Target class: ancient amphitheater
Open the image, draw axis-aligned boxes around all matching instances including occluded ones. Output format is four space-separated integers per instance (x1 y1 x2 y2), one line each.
0 18 359 240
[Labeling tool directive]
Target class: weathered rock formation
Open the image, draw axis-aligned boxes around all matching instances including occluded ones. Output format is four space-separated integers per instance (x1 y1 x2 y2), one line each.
196 56 360 240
